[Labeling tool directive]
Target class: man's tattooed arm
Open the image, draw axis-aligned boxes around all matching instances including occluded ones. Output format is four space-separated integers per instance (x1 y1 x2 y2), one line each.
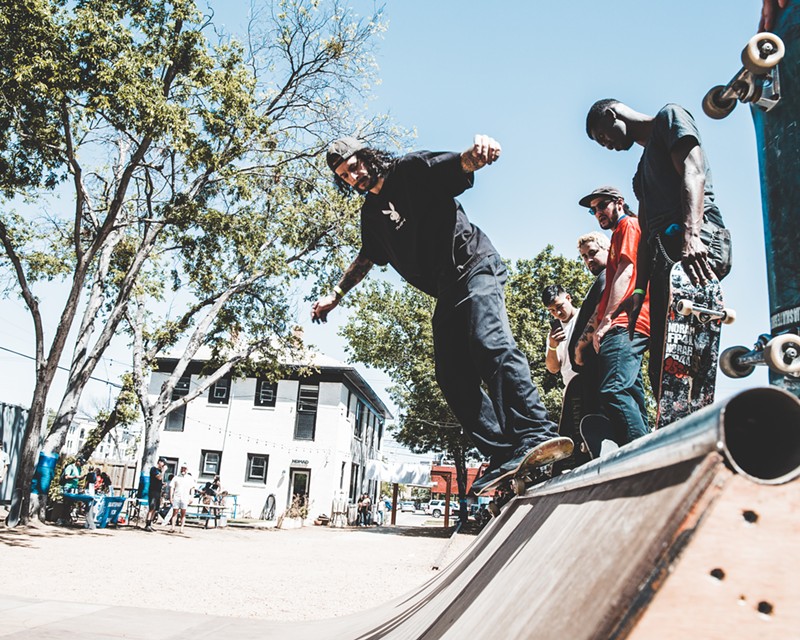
311 253 374 324
573 309 599 365
338 252 374 294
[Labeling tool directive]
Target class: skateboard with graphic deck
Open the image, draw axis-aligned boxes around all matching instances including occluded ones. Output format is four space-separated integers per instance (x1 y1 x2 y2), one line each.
657 263 735 429
579 414 620 459
705 24 800 397
474 437 573 498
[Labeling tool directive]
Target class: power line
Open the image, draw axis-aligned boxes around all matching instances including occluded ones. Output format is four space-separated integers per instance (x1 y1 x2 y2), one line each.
0 345 123 389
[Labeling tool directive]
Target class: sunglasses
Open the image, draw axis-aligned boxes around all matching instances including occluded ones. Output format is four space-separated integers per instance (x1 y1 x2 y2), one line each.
588 199 616 215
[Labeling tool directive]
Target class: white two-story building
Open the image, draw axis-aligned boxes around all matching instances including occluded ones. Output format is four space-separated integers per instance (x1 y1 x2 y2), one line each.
149 352 391 522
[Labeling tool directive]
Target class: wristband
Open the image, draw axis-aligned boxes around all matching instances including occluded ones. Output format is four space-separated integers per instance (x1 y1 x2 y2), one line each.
633 288 646 296
548 345 558 352
333 285 345 299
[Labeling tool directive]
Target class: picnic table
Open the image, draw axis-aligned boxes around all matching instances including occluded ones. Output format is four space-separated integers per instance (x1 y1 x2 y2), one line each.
182 502 229 528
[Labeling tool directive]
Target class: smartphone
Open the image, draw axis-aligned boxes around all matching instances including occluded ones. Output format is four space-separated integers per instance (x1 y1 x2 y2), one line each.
549 318 561 332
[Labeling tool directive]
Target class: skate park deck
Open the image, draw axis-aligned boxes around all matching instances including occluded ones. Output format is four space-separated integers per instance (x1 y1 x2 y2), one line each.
1 387 798 639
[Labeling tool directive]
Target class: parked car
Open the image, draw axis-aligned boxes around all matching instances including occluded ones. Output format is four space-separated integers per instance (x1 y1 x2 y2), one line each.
400 501 416 512
425 499 460 518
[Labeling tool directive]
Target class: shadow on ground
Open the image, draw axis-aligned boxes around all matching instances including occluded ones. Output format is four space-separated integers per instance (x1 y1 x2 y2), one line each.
351 521 484 538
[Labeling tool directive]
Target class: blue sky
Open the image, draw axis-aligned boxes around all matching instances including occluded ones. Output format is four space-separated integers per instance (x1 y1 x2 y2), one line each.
0 1 773 418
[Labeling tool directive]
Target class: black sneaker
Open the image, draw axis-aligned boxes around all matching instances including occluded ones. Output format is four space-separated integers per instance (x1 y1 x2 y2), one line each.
471 466 505 494
144 525 153 532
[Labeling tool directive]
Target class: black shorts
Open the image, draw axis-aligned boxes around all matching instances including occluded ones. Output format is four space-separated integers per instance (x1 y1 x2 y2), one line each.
148 493 161 511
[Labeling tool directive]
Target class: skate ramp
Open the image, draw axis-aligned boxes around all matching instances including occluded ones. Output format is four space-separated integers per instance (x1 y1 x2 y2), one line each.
3 387 798 639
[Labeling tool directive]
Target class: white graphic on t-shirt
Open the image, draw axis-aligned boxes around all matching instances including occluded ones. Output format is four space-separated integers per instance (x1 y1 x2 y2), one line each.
382 202 405 230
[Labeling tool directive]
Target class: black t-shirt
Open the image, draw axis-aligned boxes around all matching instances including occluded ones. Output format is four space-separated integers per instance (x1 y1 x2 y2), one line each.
633 104 724 242
568 269 607 371
149 466 163 497
360 151 496 297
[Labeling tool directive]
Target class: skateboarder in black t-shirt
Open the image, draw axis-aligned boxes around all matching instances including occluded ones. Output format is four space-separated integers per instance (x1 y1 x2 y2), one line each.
312 135 572 492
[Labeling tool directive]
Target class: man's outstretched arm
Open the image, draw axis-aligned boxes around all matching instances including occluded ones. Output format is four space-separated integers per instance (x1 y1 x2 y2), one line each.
461 134 502 173
311 252 374 323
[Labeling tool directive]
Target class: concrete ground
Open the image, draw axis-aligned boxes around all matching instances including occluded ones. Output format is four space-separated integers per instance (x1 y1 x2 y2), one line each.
0 509 477 638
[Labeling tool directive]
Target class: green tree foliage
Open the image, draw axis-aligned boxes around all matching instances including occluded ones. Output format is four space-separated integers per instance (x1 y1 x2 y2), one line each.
0 0 397 523
341 246 594 504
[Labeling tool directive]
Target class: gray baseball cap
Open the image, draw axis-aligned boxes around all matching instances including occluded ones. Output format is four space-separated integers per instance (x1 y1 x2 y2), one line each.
578 186 624 208
326 137 364 172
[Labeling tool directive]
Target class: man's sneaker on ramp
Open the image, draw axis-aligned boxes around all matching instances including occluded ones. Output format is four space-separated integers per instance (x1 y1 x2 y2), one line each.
473 437 573 496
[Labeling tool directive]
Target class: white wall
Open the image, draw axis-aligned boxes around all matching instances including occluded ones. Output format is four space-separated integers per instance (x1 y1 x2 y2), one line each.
149 371 384 521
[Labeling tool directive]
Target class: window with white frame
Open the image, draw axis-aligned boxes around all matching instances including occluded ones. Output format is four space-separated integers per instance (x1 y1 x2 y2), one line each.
200 449 221 477
294 384 319 440
208 377 231 405
254 378 278 408
246 454 269 483
165 376 191 431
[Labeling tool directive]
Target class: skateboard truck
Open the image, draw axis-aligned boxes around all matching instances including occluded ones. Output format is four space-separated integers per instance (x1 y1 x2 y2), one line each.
703 33 785 120
720 332 800 379
677 299 736 325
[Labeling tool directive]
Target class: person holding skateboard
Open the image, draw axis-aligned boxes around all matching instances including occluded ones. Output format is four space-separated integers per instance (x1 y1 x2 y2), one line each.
577 187 651 445
585 101 732 402
313 135 572 493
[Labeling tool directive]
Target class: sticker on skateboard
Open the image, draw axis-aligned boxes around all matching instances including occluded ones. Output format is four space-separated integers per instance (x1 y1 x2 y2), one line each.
474 437 573 497
579 414 620 459
657 263 734 429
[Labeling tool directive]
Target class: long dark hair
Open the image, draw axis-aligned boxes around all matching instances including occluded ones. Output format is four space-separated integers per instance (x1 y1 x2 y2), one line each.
332 147 396 194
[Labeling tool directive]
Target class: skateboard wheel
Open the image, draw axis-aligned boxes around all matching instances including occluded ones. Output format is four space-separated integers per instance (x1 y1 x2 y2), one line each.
722 308 736 325
511 478 526 496
741 32 785 74
719 345 755 379
764 333 800 376
703 85 736 120
676 299 694 316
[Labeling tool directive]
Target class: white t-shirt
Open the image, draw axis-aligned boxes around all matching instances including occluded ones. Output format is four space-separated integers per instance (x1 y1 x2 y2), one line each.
0 449 9 482
170 472 195 503
557 311 579 388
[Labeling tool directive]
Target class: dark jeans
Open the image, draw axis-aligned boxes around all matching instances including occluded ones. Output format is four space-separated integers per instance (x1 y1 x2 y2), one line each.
433 254 558 464
597 327 649 443
648 224 732 399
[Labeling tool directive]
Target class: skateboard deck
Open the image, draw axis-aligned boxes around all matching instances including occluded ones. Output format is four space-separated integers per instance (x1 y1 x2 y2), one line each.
704 23 800 398
474 437 573 497
579 414 619 459
657 263 732 429
554 377 592 473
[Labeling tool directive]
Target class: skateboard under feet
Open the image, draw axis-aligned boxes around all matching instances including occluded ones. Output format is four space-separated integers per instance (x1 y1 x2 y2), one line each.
474 437 573 498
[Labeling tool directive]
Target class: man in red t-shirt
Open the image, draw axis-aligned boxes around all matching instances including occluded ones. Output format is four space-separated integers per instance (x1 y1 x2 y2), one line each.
578 186 651 444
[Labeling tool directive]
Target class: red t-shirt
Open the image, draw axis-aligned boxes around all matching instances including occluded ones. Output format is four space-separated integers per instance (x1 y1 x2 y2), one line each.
596 215 651 337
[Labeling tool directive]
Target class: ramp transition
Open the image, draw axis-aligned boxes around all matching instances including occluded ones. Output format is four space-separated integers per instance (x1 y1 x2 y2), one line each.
4 387 799 639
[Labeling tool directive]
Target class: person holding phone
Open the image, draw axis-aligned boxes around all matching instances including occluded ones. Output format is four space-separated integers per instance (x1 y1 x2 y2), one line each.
542 285 579 388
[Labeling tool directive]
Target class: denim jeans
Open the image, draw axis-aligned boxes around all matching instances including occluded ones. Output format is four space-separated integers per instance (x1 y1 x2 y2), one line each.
432 254 558 463
597 327 649 443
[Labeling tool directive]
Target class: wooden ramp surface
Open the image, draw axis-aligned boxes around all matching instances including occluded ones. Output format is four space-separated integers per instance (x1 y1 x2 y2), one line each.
3 450 797 639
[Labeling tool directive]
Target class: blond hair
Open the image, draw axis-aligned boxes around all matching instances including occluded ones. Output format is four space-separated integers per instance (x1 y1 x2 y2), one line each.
577 231 610 251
